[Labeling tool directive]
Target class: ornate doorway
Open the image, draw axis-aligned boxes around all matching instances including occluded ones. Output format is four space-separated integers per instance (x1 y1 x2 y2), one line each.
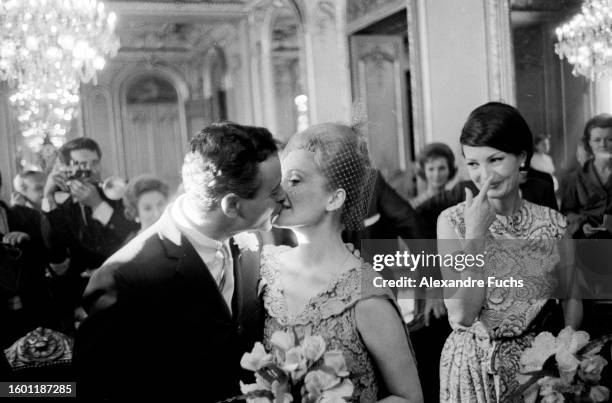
122 74 184 190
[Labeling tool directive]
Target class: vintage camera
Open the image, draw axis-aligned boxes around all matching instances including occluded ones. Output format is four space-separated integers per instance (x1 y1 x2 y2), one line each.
62 161 92 181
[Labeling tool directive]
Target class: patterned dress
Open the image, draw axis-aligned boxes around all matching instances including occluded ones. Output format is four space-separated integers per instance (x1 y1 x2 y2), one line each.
261 245 395 402
439 199 567 402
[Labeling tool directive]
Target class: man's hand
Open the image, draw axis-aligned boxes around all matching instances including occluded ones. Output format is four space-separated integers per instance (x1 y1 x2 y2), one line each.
69 180 103 209
423 298 447 327
44 162 68 197
10 192 26 207
2 231 31 246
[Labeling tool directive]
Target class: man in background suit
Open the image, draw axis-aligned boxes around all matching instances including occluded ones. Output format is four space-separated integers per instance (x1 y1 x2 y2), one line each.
74 123 285 402
0 171 58 348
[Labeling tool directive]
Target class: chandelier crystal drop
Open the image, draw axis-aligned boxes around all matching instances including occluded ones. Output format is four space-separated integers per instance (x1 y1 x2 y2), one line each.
0 0 119 149
555 0 612 81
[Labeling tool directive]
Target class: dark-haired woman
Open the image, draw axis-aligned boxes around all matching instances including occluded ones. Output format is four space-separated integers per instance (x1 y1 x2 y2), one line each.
410 143 457 208
437 102 582 402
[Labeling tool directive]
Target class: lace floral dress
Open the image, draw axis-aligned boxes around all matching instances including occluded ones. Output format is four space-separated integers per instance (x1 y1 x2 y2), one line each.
439 200 567 402
261 245 394 402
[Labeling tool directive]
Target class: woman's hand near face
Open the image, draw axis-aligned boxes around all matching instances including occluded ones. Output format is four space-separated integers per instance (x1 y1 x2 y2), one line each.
464 177 496 239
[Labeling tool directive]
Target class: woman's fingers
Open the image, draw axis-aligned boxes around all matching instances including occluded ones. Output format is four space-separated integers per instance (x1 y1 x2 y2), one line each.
476 176 492 202
465 187 474 207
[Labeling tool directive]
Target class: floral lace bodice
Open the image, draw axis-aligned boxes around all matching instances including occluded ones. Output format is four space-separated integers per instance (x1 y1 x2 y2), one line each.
441 199 568 336
261 245 394 402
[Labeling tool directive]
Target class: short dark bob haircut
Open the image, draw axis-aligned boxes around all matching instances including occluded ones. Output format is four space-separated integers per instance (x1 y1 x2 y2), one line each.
460 102 533 168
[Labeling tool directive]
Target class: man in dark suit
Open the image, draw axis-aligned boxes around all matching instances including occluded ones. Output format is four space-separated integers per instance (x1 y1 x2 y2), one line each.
0 171 58 348
42 138 137 330
74 123 285 402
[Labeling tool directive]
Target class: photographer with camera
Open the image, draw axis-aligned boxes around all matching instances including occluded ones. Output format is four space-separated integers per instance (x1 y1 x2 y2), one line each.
43 138 138 332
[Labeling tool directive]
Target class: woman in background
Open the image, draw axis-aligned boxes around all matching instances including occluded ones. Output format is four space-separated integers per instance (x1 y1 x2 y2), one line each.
123 174 170 233
561 114 612 345
561 114 612 239
410 143 457 208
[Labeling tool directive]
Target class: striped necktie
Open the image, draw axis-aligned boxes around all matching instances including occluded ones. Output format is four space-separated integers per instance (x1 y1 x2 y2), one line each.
215 245 229 293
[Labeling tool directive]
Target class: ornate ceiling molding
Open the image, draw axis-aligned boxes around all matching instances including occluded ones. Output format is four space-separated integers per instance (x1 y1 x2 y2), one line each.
108 1 247 18
117 22 218 52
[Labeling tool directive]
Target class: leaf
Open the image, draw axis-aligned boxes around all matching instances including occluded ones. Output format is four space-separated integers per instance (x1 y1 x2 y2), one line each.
214 389 273 403
510 369 555 402
576 334 612 358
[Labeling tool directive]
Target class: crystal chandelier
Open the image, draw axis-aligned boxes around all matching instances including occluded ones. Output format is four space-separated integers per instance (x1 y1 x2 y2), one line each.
10 78 80 148
555 0 612 81
0 0 119 149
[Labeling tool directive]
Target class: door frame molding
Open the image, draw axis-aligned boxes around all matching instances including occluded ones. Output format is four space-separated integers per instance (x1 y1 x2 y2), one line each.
112 64 190 179
484 0 516 104
346 1 429 166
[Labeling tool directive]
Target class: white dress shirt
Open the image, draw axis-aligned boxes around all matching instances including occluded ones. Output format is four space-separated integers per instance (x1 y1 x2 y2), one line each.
170 195 234 313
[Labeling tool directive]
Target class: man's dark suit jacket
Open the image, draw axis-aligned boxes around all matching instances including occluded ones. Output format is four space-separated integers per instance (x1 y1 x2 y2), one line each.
343 170 427 243
46 190 137 273
0 201 57 346
45 190 137 311
416 168 558 237
342 170 432 294
74 211 264 402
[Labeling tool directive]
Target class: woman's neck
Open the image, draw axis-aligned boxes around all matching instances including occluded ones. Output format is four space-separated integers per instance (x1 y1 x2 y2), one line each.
427 184 443 195
489 189 522 216
594 156 612 170
291 223 352 273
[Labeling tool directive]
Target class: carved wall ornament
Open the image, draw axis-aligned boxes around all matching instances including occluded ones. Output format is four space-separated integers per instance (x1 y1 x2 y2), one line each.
118 22 216 53
314 0 336 32
110 0 243 3
346 0 399 22
361 46 395 64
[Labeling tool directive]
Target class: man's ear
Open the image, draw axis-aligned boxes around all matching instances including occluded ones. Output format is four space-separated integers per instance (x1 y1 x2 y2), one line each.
518 151 528 168
326 188 346 212
220 193 240 218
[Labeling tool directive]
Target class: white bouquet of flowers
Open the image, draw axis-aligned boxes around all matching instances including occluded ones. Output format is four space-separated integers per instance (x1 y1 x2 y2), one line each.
512 326 612 403
228 330 353 403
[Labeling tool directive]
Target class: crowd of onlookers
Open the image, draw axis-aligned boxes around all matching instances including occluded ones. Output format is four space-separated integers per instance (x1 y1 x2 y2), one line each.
2 112 612 401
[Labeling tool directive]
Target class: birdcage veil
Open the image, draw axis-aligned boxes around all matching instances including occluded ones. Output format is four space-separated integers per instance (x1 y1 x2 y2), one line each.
343 100 377 231
284 101 376 231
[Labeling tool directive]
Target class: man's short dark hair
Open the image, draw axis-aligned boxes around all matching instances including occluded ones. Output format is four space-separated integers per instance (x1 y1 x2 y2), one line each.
182 122 278 211
59 137 102 164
